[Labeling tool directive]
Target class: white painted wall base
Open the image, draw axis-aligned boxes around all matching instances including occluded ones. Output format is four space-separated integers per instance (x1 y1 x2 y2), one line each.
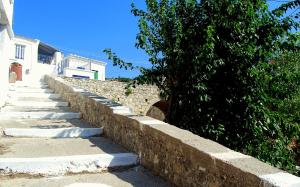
260 172 300 187
111 106 133 115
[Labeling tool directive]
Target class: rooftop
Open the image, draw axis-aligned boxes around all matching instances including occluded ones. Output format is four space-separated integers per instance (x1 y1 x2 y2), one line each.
38 41 59 55
66 54 107 66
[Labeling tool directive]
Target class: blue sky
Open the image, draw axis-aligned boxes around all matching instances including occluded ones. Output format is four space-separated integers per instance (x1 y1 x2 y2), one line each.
13 0 148 78
13 1 291 78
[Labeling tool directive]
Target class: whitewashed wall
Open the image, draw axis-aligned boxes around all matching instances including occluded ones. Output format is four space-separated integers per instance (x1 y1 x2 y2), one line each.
0 26 11 107
64 68 94 79
9 36 63 82
10 37 39 82
61 55 106 81
91 62 105 81
28 63 56 82
0 0 14 107
0 0 13 27
67 58 90 70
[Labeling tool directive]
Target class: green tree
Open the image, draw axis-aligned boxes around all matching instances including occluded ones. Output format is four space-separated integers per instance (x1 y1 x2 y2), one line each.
104 0 299 174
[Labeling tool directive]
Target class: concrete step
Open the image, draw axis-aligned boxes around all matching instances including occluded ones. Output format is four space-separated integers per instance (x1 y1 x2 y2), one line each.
0 153 138 176
0 137 127 158
0 112 81 120
7 101 69 107
0 137 136 176
15 85 49 89
11 86 49 90
0 166 169 187
8 96 62 102
8 93 61 100
0 119 93 129
10 83 48 89
14 81 46 86
2 127 103 138
9 88 54 93
0 106 73 112
10 83 49 89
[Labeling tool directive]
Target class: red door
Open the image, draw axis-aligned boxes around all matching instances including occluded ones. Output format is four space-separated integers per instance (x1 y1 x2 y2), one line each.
10 63 22 81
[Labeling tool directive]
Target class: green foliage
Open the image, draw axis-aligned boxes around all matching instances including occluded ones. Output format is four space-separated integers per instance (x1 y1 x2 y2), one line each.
247 135 298 174
103 49 136 70
107 77 133 82
104 0 300 175
272 0 300 18
249 50 300 175
125 87 133 96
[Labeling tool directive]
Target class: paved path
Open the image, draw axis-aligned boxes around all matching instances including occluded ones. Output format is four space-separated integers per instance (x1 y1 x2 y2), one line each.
0 81 168 187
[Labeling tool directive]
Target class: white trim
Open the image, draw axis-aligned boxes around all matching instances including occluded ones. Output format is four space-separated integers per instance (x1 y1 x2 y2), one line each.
0 112 81 119
3 127 103 138
260 172 300 187
0 153 138 176
7 101 69 107
65 184 112 187
66 54 106 66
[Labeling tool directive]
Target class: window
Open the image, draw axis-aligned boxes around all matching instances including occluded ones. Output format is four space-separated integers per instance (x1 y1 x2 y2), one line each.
15 44 25 60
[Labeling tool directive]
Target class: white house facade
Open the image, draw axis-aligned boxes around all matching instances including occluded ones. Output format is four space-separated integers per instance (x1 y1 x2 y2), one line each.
0 0 14 107
9 35 63 82
0 0 106 107
59 54 106 81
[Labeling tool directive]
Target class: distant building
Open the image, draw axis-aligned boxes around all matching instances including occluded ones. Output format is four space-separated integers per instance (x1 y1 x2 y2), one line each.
10 35 63 82
0 0 106 107
0 0 14 107
59 54 106 81
9 36 106 82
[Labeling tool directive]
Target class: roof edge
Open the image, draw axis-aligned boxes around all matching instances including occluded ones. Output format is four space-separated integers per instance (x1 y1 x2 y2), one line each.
66 54 107 66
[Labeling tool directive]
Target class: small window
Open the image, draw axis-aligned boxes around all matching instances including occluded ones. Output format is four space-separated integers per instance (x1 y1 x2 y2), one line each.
15 44 25 60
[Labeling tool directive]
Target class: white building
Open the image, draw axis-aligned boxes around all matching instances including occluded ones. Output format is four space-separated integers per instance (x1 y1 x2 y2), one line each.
10 35 106 82
10 35 63 82
0 0 106 108
59 54 106 81
0 0 14 107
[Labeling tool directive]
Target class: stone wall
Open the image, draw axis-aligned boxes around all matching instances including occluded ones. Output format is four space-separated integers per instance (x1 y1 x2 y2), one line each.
45 75 300 187
63 77 161 115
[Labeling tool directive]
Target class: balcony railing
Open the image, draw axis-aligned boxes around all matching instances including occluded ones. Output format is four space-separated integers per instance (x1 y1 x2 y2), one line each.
38 54 53 64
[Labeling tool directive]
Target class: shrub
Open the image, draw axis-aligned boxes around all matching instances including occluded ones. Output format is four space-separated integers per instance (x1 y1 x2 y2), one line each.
104 0 300 175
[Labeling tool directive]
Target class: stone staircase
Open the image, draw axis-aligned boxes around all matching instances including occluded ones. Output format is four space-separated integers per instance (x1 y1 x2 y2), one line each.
0 81 168 187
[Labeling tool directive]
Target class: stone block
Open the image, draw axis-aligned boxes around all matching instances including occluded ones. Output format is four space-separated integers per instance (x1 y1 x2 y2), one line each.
44 75 300 187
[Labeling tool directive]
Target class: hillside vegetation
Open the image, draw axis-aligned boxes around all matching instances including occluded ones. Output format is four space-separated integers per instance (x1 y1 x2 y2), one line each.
104 0 300 175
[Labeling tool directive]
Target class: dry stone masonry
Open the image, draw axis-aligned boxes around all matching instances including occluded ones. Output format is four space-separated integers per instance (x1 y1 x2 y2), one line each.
0 78 168 187
45 75 300 187
63 77 161 115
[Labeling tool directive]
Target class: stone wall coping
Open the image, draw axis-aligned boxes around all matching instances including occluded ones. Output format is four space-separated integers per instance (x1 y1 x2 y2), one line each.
45 75 300 187
62 77 161 115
